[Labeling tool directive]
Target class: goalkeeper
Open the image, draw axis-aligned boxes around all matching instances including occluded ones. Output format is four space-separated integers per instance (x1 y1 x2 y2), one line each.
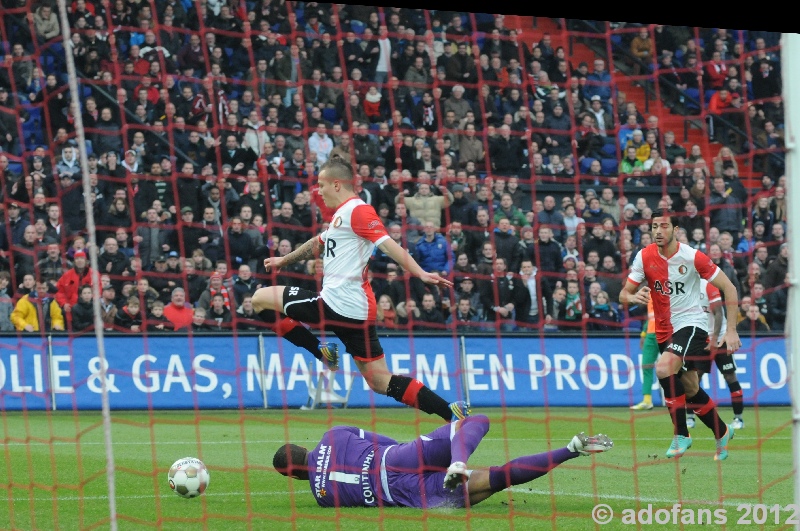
273 415 612 508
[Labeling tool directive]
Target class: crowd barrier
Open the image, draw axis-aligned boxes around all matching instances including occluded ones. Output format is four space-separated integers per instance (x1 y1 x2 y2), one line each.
0 334 788 410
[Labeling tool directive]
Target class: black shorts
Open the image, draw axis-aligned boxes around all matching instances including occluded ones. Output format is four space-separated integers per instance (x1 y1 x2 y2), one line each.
282 287 384 362
658 326 711 374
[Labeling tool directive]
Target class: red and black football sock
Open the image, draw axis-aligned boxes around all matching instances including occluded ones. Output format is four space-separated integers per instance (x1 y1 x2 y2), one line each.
687 388 727 439
728 381 744 416
273 317 323 362
386 375 452 421
659 375 689 437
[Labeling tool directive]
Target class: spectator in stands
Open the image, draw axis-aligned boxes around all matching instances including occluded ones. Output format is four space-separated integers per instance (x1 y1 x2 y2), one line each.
93 108 123 156
765 243 789 289
55 250 92 315
519 258 551 326
414 293 445 330
189 307 210 331
585 58 613 111
400 182 452 229
97 237 130 292
415 221 453 276
447 297 484 332
133 208 171 267
197 272 231 312
737 304 770 334
32 4 60 43
5 202 29 246
234 295 263 331
144 300 173 332
115 296 142 332
768 273 788 331
490 124 526 176
163 287 193 330
35 242 65 292
206 293 233 330
709 175 743 235
587 290 618 330
583 224 618 264
0 271 15 332
99 285 117 330
135 273 163 311
619 146 643 177
10 279 64 332
232 264 259 307
70 285 95 332
536 226 563 288
598 188 621 224
479 256 528 332
494 194 527 229
630 28 654 81
225 216 254 271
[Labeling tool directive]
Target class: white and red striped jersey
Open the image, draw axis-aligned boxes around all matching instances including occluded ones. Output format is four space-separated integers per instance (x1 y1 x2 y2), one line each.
701 278 725 337
317 197 390 320
627 243 720 343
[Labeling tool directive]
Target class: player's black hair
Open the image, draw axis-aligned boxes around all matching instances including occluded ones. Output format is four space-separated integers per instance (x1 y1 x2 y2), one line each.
652 208 678 227
273 444 309 478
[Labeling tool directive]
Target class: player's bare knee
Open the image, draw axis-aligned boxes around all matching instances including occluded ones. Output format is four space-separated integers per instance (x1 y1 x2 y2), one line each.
683 378 699 397
365 373 391 394
655 362 673 379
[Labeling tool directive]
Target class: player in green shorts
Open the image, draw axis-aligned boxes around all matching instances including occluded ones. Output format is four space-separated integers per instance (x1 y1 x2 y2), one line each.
631 300 658 410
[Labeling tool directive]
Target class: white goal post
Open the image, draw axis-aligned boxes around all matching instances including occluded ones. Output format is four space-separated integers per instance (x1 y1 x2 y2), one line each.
782 32 800 530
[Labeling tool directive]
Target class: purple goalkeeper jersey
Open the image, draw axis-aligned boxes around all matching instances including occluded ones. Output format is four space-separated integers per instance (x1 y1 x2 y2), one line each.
306 426 396 508
306 424 467 509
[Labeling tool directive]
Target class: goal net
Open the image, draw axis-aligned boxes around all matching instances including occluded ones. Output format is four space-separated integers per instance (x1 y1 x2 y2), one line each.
0 6 792 528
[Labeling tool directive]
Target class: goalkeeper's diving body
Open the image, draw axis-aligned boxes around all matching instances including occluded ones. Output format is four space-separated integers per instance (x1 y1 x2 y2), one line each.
273 415 613 508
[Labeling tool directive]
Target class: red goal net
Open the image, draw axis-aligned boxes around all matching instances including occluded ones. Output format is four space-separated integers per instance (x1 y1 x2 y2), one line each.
0 6 791 528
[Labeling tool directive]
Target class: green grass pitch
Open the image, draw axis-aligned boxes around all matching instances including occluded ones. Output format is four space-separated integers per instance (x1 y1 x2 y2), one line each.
1 407 793 530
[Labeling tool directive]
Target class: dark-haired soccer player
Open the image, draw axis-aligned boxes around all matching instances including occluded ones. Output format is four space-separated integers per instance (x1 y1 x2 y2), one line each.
620 209 742 460
252 155 470 422
273 415 613 508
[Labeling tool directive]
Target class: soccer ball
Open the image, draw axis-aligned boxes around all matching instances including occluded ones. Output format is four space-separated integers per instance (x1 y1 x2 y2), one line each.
168 457 210 498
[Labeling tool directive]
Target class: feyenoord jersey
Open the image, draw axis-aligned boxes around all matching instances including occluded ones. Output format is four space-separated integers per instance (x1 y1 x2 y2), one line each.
627 243 720 343
318 197 390 320
306 426 388 508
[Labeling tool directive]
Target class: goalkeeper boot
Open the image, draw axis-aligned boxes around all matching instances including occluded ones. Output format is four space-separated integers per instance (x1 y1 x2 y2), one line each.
714 424 735 461
449 400 472 421
630 400 653 411
732 417 744 430
319 342 340 372
568 432 614 456
665 435 692 458
443 461 469 491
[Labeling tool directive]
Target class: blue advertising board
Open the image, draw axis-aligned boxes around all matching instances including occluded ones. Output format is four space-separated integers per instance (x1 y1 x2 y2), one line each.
0 334 789 411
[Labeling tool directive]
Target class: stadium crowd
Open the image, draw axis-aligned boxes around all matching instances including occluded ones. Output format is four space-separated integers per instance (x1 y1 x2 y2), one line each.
0 4 787 335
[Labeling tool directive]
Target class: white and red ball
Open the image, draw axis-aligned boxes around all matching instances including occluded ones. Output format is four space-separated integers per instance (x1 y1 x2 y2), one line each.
168 457 210 498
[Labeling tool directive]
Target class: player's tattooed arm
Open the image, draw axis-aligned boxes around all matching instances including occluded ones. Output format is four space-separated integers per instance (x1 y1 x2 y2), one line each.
281 237 322 267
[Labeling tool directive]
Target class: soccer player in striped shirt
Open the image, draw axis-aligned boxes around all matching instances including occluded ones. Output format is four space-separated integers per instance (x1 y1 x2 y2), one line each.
620 210 742 460
252 155 469 422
